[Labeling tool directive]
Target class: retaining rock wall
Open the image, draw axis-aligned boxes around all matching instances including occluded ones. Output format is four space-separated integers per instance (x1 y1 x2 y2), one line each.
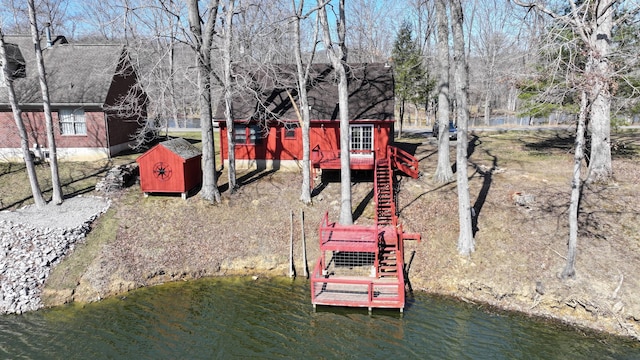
0 197 110 314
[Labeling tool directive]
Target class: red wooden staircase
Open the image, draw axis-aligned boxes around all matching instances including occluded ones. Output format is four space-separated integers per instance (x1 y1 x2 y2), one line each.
375 158 395 227
310 146 421 312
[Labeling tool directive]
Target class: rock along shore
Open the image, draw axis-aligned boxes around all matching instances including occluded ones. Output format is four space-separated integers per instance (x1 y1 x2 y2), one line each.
0 197 110 314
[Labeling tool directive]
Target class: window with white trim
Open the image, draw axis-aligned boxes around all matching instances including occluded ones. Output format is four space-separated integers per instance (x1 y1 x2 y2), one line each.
233 124 261 145
349 124 373 156
59 108 86 135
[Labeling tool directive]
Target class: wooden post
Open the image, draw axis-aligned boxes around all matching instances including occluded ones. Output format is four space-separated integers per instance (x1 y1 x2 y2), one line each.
289 210 295 278
301 210 308 278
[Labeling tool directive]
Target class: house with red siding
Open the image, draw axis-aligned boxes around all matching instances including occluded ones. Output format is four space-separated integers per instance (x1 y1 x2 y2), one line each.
0 35 147 161
215 63 395 173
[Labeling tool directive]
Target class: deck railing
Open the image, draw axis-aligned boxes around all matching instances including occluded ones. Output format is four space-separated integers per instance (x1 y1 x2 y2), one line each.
318 212 379 249
311 256 405 309
374 157 398 227
311 146 375 167
388 145 419 179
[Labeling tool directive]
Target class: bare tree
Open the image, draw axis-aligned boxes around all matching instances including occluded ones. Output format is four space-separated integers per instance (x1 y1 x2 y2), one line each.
563 89 589 279
513 0 640 277
0 28 46 207
291 0 324 205
512 0 640 183
187 0 221 203
471 0 518 125
318 0 352 225
27 0 63 205
433 0 453 184
452 0 475 255
222 0 238 193
345 0 401 62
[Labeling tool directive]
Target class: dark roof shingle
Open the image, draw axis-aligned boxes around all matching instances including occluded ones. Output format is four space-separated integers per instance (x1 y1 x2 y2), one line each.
1 35 125 106
161 138 201 160
215 63 395 122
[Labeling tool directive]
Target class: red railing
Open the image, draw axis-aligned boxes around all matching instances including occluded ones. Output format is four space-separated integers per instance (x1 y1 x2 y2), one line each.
312 212 404 308
388 145 419 179
310 256 405 309
318 212 378 249
374 157 398 227
311 146 375 167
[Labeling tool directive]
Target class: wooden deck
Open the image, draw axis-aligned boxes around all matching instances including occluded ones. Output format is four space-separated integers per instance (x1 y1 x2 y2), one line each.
311 149 375 170
310 150 421 312
311 276 404 309
312 213 405 310
319 224 397 251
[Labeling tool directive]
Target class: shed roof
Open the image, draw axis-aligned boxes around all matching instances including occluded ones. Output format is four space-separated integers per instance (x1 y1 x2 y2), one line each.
160 138 201 160
215 63 394 123
0 35 127 106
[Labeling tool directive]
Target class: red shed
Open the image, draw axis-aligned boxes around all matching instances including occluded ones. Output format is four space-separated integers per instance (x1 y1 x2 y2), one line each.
137 138 202 199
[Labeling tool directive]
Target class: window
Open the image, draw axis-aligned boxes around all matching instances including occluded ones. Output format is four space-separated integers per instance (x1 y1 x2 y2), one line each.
284 123 298 139
349 124 373 156
233 125 261 145
233 125 247 144
59 108 86 135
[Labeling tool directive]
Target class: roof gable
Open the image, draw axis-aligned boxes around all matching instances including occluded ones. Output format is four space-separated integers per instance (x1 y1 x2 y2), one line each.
216 63 395 122
1 35 127 106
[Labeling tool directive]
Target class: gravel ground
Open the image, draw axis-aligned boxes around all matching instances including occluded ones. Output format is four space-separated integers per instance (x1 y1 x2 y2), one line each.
0 196 110 314
0 197 110 230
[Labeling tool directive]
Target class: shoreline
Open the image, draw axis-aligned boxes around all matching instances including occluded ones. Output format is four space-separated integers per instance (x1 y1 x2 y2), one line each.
42 263 640 343
3 130 638 342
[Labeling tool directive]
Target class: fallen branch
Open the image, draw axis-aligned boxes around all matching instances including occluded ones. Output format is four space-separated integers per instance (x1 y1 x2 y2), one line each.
611 270 623 299
551 248 567 260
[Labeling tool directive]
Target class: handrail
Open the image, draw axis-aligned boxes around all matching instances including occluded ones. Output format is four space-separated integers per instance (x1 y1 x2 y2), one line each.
311 147 375 165
388 145 419 178
311 267 404 307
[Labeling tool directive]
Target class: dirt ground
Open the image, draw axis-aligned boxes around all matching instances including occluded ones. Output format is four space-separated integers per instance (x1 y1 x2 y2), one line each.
42 129 640 340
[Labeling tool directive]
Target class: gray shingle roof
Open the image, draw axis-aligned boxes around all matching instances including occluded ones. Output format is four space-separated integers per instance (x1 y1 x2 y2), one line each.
1 35 126 106
215 63 395 122
161 138 201 160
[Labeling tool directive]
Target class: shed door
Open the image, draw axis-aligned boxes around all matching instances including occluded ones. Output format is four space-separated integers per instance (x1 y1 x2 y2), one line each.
349 125 373 157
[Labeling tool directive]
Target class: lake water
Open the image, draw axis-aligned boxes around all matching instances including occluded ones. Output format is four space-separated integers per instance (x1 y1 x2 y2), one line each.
1 277 638 359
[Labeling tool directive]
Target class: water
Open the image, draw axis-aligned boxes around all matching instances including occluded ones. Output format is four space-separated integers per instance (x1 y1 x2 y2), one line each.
164 118 201 129
1 277 638 359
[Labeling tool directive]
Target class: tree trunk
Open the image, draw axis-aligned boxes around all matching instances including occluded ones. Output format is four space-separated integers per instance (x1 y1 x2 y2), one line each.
223 0 237 193
188 0 221 204
562 91 588 279
586 1 613 183
0 30 46 207
451 0 474 255
28 0 63 205
319 0 352 225
292 0 316 205
169 36 179 131
433 0 453 184
483 93 490 126
337 64 352 225
398 100 404 138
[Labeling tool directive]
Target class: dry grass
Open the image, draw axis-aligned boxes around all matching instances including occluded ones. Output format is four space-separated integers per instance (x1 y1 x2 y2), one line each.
9 128 640 340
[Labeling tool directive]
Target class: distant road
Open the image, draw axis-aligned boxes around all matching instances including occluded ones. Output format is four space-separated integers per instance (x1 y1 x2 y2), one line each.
401 124 639 138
